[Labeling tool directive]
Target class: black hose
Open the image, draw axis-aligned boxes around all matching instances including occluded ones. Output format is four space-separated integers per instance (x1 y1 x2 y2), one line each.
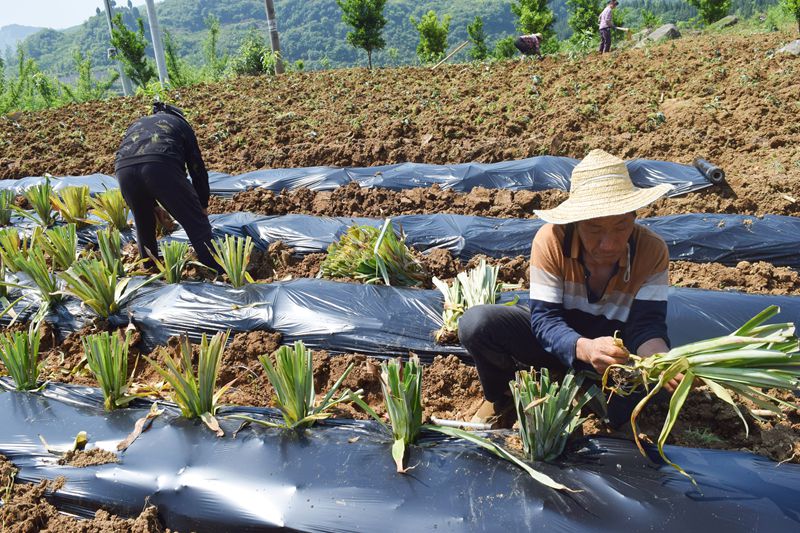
693 157 726 185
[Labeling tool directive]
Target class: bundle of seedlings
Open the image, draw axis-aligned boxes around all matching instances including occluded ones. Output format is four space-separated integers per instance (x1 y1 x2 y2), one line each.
58 257 153 318
0 321 42 390
0 189 13 226
349 355 574 491
232 340 357 429
320 218 426 286
511 369 599 462
604 305 800 483
95 226 124 276
11 245 64 306
211 235 255 288
39 223 78 271
146 330 231 436
90 189 129 231
50 185 93 228
17 180 58 227
433 259 519 342
0 228 29 274
83 330 137 410
150 241 191 284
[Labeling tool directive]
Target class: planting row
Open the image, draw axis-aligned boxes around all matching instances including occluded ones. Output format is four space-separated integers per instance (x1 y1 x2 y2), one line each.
4 182 800 268
0 155 718 197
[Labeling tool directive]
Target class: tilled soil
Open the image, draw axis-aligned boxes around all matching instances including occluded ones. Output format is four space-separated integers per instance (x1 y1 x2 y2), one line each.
0 455 165 532
1 33 799 217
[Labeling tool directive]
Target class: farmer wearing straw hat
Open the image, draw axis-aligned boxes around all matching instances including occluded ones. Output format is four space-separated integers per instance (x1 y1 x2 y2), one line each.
461 149 677 428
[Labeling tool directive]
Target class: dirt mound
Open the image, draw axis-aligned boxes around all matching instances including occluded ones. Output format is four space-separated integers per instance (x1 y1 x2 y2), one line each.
2 33 798 217
58 448 119 467
671 260 800 294
0 455 165 532
210 183 566 219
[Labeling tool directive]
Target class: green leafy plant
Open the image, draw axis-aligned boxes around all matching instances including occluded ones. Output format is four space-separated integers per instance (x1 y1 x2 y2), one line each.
14 245 63 305
58 258 151 318
349 355 572 491
687 0 731 25
20 181 57 227
96 226 124 276
511 369 599 462
0 228 29 273
320 219 426 286
145 331 232 436
40 223 78 271
233 341 356 429
90 189 130 232
0 323 42 390
151 241 190 284
228 30 278 76
433 260 518 341
211 235 255 288
604 305 800 484
781 0 800 33
0 190 13 226
83 330 136 410
50 185 93 228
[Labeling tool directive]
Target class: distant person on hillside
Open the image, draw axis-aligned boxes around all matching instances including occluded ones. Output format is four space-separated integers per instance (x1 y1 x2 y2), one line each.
598 0 618 53
115 102 220 272
514 33 544 60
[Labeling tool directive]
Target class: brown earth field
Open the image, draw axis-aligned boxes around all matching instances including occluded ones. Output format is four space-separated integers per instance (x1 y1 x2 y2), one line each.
1 32 798 217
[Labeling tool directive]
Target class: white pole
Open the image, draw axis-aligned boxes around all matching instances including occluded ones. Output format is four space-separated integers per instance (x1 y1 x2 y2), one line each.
144 0 169 86
264 0 285 74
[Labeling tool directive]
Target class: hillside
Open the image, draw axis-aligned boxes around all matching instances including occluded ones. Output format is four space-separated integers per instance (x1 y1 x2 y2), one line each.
12 0 783 78
0 24 44 56
2 32 798 219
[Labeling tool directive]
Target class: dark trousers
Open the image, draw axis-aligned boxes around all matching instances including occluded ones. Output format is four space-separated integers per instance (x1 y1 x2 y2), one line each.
459 304 644 428
599 28 612 53
117 162 218 272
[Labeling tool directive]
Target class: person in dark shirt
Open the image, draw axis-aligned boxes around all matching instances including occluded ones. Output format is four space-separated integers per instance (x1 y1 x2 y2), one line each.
115 102 219 272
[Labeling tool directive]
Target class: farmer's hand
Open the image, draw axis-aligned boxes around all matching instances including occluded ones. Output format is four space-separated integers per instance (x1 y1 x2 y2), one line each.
576 336 630 375
663 372 698 394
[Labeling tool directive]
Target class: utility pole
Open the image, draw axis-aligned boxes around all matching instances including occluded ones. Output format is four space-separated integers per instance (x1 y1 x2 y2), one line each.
144 0 169 86
263 0 284 74
102 0 133 96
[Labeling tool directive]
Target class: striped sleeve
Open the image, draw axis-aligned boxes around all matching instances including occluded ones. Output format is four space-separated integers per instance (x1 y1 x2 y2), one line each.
529 225 581 367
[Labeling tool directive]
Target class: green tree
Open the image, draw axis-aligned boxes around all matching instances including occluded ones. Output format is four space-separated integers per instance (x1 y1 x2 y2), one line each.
566 0 602 40
229 30 277 76
467 16 489 60
640 9 662 28
110 13 155 88
493 36 518 59
686 0 731 25
781 0 800 32
163 30 192 87
410 10 451 64
336 0 388 70
203 14 227 81
61 50 119 103
511 0 555 38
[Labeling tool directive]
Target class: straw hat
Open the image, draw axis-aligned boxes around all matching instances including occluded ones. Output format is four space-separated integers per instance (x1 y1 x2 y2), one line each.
534 149 673 224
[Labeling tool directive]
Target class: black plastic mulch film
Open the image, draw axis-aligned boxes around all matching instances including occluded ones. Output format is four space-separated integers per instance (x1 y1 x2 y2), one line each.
1 380 799 532
0 155 717 197
2 158 800 530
